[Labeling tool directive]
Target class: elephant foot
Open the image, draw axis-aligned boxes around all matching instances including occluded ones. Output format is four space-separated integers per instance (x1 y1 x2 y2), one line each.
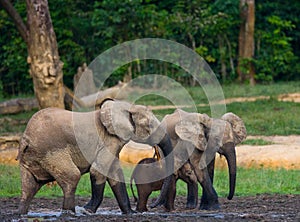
186 202 197 209
83 204 97 214
60 209 76 217
121 208 136 214
136 206 148 213
199 201 220 211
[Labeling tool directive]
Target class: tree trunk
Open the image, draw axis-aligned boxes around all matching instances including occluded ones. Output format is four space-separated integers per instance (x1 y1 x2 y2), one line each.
218 35 227 81
1 0 65 108
237 0 256 85
26 0 65 108
188 32 197 86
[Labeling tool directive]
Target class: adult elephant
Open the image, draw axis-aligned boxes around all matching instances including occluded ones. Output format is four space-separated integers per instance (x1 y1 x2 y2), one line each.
151 109 247 210
18 99 174 215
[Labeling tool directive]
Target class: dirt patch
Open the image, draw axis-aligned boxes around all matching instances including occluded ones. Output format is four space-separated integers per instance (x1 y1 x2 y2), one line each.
215 135 300 170
1 195 299 221
1 135 300 169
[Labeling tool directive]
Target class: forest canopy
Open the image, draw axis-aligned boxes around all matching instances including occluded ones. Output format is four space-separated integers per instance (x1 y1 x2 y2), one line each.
0 0 299 97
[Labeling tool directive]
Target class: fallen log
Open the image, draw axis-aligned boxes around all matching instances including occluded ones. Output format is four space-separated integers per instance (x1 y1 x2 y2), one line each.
0 98 38 115
0 82 126 114
79 81 127 108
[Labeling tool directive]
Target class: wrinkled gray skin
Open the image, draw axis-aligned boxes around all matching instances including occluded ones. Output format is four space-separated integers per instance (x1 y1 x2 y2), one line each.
18 100 174 215
151 109 247 210
130 158 198 212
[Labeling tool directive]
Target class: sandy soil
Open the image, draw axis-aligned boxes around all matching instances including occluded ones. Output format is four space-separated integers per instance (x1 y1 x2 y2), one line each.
1 195 299 221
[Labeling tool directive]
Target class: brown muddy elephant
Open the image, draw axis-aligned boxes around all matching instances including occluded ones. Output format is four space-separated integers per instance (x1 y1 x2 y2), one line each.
151 109 247 210
130 158 198 212
18 100 174 215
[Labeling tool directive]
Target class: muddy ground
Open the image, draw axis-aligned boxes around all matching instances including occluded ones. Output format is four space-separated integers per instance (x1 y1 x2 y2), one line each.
1 194 299 222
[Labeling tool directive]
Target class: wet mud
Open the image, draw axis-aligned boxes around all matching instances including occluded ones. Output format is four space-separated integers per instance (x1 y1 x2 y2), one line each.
1 194 299 221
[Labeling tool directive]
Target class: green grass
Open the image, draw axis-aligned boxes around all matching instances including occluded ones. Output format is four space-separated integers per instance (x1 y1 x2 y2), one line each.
153 99 300 136
1 81 300 136
241 139 273 146
1 164 299 198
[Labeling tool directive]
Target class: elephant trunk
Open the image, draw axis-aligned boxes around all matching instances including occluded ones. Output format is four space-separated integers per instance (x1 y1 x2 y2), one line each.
222 142 236 200
149 133 174 208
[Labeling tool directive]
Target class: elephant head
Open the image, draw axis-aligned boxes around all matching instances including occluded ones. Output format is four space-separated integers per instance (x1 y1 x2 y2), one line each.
170 110 246 201
99 100 174 204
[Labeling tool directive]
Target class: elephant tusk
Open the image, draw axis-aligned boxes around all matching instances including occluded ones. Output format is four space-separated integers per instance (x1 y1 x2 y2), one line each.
153 145 163 169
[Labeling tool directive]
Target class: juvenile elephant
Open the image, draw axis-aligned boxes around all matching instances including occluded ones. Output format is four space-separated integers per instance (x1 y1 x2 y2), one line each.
151 109 247 210
18 99 174 215
130 157 198 212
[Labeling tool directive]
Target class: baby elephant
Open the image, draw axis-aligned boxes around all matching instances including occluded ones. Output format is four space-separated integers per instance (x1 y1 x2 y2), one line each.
130 157 198 212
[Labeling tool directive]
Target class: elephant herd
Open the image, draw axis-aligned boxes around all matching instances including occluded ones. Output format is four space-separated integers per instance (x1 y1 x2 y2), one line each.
17 99 247 215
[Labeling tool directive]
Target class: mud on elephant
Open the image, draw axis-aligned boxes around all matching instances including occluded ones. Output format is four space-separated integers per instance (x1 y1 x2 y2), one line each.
17 100 174 215
130 155 198 212
150 109 247 210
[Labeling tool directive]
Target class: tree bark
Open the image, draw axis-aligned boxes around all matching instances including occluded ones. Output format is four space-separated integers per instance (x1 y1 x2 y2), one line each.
26 0 65 108
237 0 256 85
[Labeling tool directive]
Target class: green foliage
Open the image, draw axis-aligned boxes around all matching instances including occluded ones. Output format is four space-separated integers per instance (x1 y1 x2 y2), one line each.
0 0 300 95
0 1 31 96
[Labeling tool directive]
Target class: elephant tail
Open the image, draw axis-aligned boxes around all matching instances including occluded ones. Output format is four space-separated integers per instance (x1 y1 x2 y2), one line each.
130 171 138 202
16 136 29 160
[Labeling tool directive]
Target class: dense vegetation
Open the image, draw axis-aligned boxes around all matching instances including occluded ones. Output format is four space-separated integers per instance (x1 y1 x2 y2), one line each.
0 0 299 97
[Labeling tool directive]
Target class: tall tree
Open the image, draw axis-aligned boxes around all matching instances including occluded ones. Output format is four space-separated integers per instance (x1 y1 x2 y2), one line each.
0 0 65 108
237 0 255 85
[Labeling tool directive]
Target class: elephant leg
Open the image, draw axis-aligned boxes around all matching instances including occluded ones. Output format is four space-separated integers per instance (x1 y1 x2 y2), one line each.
186 181 198 209
56 169 81 212
207 156 216 184
190 153 220 210
200 156 217 209
136 185 152 212
179 163 198 209
163 174 176 211
107 163 134 214
19 165 43 214
84 167 107 213
44 156 81 212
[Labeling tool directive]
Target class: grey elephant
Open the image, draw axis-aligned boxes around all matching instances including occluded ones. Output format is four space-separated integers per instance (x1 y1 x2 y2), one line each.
18 99 174 214
151 109 247 210
130 157 198 212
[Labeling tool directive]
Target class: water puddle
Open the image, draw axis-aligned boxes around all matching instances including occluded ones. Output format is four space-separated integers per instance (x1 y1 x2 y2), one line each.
12 206 289 221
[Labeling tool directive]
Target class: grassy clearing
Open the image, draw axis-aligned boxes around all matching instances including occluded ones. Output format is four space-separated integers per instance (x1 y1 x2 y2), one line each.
136 81 300 106
1 99 299 136
0 81 299 136
154 99 300 136
1 164 299 198
241 138 273 146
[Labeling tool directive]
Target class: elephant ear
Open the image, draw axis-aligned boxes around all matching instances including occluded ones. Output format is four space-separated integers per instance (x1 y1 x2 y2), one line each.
221 112 247 145
175 119 207 151
100 100 134 141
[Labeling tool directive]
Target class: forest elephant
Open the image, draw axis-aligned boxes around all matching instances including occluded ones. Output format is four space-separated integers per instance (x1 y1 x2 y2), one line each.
130 156 198 212
17 99 174 215
150 109 247 210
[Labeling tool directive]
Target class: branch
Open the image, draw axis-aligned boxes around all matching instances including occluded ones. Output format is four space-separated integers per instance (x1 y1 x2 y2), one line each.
0 0 28 42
